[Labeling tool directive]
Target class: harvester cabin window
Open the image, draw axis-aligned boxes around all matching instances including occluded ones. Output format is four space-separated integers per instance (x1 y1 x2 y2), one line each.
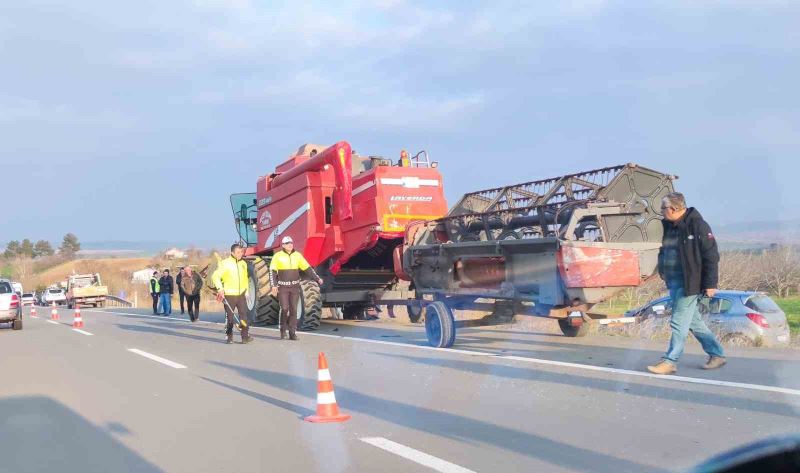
325 197 333 225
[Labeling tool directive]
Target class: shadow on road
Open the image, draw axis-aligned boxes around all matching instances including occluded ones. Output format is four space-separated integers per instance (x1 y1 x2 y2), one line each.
0 396 163 473
115 323 228 344
199 376 314 419
209 361 668 473
373 352 800 419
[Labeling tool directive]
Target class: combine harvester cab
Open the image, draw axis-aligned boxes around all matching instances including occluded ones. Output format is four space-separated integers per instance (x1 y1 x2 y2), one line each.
402 163 676 347
228 141 448 329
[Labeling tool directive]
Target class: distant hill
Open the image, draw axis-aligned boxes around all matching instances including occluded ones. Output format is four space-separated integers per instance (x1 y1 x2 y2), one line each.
715 219 800 249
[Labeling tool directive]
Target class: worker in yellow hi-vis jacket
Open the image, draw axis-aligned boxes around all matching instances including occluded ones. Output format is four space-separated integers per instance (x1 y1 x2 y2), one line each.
269 236 323 340
212 244 253 344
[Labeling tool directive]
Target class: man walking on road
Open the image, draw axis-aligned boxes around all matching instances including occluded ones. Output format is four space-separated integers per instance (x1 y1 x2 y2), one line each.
269 236 323 340
212 244 253 344
149 271 161 315
158 269 174 316
180 266 203 322
647 192 726 375
176 267 186 314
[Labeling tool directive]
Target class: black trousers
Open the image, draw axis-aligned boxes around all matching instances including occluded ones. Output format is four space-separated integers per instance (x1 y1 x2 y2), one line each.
151 294 159 314
223 294 249 340
178 290 186 313
186 294 200 321
278 286 300 337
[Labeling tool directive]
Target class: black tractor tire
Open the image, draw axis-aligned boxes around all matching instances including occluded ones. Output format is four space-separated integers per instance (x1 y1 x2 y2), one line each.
247 257 280 326
297 280 322 331
558 317 591 337
12 317 22 330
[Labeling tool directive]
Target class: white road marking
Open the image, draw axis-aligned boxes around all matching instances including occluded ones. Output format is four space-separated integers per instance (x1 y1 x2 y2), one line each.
127 348 187 369
47 320 60 325
88 309 800 397
72 329 93 336
361 437 477 473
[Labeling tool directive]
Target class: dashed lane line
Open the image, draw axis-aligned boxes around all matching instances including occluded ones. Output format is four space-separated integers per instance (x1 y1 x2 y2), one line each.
360 437 477 473
127 348 187 369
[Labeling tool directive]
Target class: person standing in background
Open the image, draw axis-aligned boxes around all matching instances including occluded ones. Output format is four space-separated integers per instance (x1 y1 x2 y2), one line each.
149 271 160 315
176 267 186 314
180 266 204 322
158 269 174 316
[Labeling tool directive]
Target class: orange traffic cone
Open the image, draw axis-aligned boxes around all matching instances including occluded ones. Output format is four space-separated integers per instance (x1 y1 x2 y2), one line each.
305 352 351 423
72 305 84 328
30 306 37 317
51 302 59 320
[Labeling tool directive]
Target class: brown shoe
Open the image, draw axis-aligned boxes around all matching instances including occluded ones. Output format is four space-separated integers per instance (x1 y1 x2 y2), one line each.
647 360 677 375
703 356 726 370
289 334 298 341
280 332 286 340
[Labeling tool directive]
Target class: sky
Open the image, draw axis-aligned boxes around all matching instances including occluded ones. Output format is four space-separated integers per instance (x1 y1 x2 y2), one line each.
1 0 799 246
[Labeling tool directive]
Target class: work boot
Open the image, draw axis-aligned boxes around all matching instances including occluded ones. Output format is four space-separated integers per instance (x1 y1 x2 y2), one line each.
703 356 727 370
242 335 253 344
289 333 298 341
225 335 233 344
646 360 677 375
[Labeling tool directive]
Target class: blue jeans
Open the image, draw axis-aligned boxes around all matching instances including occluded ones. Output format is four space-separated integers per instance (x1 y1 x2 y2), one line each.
159 293 172 315
663 284 724 364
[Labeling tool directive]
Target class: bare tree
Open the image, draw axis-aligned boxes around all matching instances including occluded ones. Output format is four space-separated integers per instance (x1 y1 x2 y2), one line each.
718 251 761 291
757 246 800 298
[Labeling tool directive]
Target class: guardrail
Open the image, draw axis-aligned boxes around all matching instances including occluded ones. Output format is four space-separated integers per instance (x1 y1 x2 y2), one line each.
105 295 134 308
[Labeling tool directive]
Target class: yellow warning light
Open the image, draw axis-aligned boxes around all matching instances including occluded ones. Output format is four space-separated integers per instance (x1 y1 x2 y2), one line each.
338 148 346 168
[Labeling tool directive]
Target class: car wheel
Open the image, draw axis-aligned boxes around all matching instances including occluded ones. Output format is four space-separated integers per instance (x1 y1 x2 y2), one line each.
722 333 755 347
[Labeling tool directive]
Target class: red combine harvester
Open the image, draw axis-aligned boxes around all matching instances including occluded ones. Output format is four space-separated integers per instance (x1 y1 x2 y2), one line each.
229 141 675 348
230 141 448 330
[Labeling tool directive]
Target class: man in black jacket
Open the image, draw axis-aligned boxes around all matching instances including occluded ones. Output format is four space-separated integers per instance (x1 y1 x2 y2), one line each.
158 269 174 316
176 267 186 314
647 192 726 374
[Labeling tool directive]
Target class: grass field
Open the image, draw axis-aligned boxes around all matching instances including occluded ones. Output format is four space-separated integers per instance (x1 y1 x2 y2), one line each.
776 298 800 335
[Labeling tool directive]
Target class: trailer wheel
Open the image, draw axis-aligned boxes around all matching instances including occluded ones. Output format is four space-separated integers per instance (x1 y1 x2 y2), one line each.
424 301 455 348
297 280 322 331
247 257 280 326
558 316 591 337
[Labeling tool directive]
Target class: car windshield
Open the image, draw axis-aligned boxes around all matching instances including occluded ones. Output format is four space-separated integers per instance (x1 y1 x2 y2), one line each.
745 295 782 314
0 282 11 294
22 293 33 297
49 289 62 294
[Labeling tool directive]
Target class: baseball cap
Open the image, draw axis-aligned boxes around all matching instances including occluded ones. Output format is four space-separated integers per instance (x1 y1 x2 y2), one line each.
281 236 294 244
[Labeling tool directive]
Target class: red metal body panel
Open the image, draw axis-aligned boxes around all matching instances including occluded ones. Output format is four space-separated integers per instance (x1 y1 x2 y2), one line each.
557 245 641 288
252 140 447 277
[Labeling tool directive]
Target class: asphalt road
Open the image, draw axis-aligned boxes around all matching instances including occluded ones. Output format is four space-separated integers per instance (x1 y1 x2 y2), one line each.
2 305 798 473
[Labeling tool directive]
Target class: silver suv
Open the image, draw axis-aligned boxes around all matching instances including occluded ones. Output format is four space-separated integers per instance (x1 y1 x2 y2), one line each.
0 279 23 330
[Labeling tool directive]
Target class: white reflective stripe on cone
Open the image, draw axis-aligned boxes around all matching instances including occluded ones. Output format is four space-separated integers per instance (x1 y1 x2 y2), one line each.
318 369 331 381
317 391 337 405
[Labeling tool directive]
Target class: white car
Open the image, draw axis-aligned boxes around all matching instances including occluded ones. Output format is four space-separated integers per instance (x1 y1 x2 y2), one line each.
11 281 23 295
42 288 67 306
21 293 35 306
0 279 23 330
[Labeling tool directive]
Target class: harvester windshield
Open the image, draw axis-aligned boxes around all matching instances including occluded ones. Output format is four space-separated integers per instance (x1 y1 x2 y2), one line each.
230 193 258 246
